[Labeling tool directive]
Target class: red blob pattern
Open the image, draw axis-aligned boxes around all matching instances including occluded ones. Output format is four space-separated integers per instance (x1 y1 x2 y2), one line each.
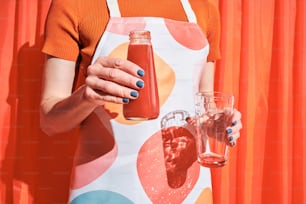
137 129 200 204
164 19 208 50
106 17 146 36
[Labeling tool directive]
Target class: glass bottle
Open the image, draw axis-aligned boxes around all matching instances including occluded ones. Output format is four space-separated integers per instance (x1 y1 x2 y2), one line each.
123 30 160 120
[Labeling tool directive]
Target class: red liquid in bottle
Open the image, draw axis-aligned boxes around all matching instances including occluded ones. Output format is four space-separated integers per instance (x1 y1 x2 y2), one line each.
123 31 160 120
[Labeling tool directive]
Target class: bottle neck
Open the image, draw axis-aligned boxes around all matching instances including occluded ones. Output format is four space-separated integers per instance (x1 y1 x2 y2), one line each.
129 30 151 45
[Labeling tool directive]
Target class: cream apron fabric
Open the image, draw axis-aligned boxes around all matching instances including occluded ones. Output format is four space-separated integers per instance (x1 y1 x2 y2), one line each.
69 0 211 203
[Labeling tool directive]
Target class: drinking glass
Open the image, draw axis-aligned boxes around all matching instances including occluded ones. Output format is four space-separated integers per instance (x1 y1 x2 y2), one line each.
195 92 234 168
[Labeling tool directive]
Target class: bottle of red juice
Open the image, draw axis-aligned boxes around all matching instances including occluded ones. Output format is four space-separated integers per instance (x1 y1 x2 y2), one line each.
123 30 160 120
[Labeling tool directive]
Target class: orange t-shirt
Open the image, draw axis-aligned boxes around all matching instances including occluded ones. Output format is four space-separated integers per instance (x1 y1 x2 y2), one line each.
42 0 221 86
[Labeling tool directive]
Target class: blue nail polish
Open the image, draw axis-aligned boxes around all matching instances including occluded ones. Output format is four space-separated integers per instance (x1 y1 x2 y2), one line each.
229 136 234 141
136 81 144 88
232 120 237 126
226 128 233 134
130 91 138 97
137 70 145 77
123 98 129 103
230 141 236 146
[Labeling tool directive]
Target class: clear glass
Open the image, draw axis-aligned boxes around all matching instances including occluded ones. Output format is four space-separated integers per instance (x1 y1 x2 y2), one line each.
195 91 234 167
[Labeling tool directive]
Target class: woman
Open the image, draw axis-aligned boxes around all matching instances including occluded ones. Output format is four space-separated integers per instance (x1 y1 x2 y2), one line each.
41 0 242 203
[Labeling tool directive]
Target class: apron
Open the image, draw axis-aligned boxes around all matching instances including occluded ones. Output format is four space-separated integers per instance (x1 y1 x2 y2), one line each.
69 0 211 203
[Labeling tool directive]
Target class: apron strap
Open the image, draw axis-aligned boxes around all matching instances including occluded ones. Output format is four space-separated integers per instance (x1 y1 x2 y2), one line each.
180 0 197 23
106 0 121 17
106 0 198 23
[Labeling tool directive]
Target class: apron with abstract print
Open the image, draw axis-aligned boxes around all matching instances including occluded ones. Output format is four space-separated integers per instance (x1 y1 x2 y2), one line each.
70 0 212 203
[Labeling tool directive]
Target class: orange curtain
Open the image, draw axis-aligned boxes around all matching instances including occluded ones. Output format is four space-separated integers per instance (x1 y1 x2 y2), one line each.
0 0 305 204
0 1 78 204
212 0 306 203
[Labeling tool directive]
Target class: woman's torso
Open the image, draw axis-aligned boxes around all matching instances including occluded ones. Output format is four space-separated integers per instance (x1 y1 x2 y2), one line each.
69 1 215 203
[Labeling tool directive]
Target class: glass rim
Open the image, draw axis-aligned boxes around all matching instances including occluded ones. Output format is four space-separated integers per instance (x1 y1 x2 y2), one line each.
196 91 234 98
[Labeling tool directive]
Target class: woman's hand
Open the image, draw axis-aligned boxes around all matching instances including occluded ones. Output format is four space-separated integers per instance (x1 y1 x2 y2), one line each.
84 57 145 105
186 108 242 147
40 55 145 135
226 109 242 146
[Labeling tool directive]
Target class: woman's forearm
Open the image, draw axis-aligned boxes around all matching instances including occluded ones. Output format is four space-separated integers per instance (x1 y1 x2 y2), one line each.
40 56 146 136
199 62 215 92
40 85 98 136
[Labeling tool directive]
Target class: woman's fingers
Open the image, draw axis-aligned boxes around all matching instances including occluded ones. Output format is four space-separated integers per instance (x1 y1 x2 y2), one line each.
185 110 242 147
84 57 145 104
92 57 144 78
226 109 243 146
84 78 140 104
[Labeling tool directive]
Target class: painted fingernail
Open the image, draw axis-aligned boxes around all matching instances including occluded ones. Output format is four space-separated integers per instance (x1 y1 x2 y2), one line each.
226 128 233 134
228 136 234 142
130 91 138 97
230 141 236 146
137 70 145 77
123 98 129 103
136 81 144 88
232 120 237 126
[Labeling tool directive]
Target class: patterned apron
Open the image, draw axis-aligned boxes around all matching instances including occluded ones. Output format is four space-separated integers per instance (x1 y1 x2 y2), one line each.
69 0 211 203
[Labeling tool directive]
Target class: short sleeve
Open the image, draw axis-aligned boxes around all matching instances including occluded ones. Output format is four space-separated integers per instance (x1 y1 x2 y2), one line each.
206 0 221 62
42 0 80 61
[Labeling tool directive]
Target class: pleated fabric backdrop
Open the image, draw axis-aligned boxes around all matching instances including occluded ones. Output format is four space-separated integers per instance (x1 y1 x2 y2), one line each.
0 0 305 203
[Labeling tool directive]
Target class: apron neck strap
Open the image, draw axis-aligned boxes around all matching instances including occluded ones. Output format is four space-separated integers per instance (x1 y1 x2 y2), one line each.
106 0 198 23
106 0 121 17
180 0 197 23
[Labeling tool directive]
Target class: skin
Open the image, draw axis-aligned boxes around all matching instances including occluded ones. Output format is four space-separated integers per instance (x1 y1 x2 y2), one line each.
40 56 241 144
